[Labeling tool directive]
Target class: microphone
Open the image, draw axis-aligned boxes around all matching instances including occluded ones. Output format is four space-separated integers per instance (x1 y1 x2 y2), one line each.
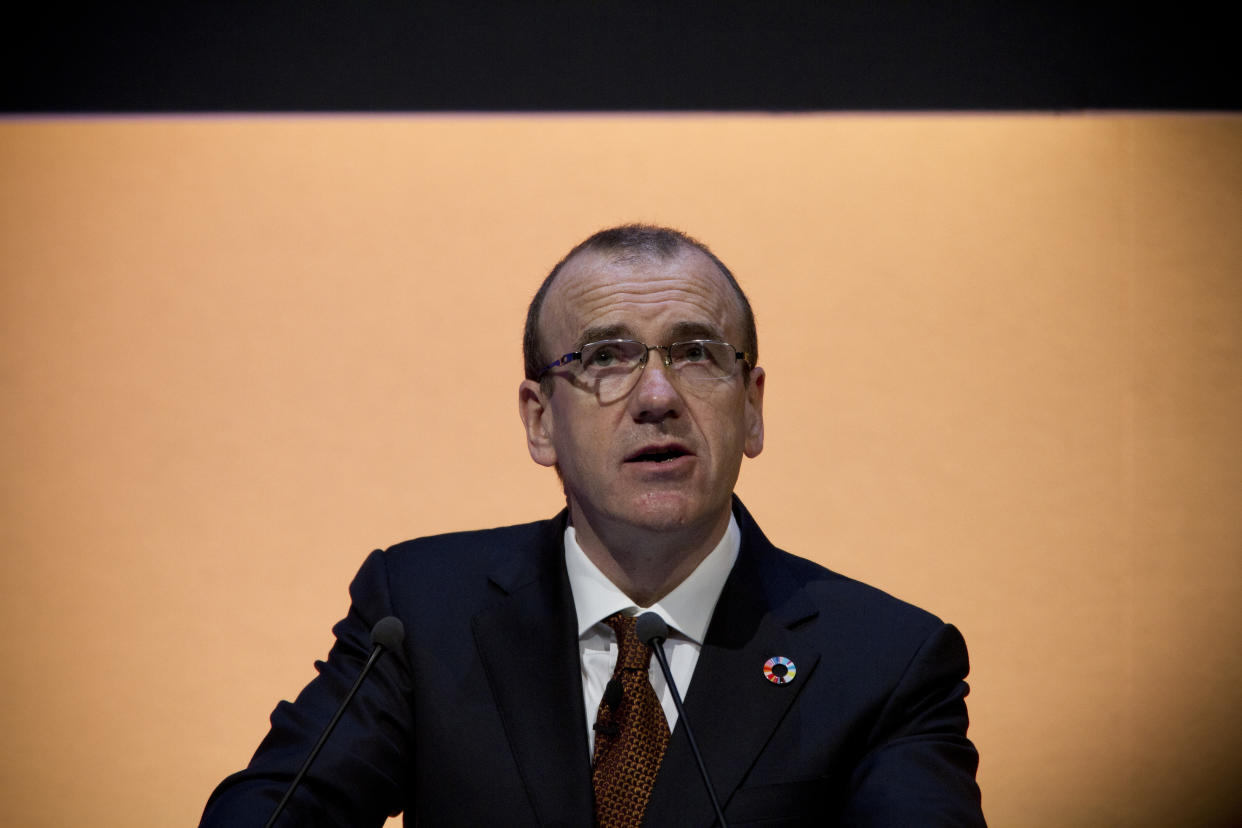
636 612 729 828
371 615 405 652
263 616 406 828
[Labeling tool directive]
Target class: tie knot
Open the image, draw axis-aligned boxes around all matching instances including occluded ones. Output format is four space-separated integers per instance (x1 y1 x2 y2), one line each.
604 612 652 672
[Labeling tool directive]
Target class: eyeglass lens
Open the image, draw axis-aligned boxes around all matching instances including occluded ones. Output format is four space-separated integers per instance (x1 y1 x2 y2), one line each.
580 340 737 383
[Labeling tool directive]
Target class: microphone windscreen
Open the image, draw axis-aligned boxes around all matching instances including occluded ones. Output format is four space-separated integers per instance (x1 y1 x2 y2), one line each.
370 616 405 651
635 612 669 646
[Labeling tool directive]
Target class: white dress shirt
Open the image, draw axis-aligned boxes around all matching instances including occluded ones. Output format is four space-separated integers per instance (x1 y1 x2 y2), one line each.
564 515 740 757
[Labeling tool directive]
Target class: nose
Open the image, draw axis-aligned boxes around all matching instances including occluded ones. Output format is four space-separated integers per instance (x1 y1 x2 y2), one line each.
629 349 682 422
642 344 673 369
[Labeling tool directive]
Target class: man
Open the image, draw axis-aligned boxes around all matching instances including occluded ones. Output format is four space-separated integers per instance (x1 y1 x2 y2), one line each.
201 224 985 826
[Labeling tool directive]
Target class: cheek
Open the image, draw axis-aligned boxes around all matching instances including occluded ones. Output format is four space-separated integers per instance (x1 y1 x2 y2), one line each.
699 395 749 446
551 401 607 463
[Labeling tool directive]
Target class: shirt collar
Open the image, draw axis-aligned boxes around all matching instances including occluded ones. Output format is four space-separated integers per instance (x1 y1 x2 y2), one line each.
564 513 740 644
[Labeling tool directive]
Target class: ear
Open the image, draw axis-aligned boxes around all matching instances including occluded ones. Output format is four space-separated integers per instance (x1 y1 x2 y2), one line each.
518 379 558 467
743 366 765 458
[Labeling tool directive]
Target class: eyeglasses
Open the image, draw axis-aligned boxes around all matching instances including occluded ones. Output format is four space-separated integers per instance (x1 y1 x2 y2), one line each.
538 339 749 397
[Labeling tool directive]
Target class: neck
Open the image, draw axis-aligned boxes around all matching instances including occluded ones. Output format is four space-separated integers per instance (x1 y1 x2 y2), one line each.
569 503 732 607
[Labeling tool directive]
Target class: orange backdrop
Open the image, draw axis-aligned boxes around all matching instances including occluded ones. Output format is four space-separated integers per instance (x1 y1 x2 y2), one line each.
2 114 1240 826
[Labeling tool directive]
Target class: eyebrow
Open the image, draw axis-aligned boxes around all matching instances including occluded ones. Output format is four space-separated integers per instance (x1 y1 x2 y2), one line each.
666 321 725 342
578 320 726 348
579 324 634 346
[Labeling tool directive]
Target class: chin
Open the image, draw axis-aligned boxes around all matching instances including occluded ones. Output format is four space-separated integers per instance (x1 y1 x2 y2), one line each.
626 491 716 534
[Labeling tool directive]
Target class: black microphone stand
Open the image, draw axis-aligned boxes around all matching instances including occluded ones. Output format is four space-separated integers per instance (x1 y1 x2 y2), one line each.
263 617 404 828
637 612 729 828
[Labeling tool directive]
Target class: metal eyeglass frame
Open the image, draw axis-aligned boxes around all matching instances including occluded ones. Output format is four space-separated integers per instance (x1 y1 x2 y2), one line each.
537 339 750 382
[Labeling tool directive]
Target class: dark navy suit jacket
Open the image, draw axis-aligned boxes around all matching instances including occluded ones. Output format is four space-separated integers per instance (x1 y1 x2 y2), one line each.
201 500 985 826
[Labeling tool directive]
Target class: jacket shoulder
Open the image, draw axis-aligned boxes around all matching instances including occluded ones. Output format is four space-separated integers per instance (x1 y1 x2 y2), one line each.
781 549 945 630
382 514 563 563
359 512 567 602
735 499 947 637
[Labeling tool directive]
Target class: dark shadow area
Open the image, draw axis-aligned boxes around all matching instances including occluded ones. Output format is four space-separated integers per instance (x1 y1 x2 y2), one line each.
3 3 1238 113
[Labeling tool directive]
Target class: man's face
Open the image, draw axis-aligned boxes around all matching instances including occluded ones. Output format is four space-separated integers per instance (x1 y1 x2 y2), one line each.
519 246 764 543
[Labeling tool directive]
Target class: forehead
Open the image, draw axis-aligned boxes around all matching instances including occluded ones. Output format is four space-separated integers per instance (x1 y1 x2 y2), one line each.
542 247 743 347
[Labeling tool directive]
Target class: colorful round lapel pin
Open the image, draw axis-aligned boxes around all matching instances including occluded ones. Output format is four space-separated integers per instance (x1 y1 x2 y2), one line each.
763 656 796 685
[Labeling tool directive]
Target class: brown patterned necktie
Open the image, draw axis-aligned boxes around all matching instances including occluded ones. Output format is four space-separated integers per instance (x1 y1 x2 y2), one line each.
592 612 671 828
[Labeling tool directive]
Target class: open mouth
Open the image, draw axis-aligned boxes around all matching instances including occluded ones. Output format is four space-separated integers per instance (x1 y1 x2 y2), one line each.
626 446 691 463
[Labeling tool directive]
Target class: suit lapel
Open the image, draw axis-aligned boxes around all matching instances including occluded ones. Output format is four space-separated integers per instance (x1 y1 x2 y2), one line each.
644 503 822 827
471 513 595 828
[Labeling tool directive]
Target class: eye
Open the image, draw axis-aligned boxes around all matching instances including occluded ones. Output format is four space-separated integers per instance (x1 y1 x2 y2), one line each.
588 344 622 367
670 341 735 379
672 341 716 366
582 341 641 372
681 343 707 362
